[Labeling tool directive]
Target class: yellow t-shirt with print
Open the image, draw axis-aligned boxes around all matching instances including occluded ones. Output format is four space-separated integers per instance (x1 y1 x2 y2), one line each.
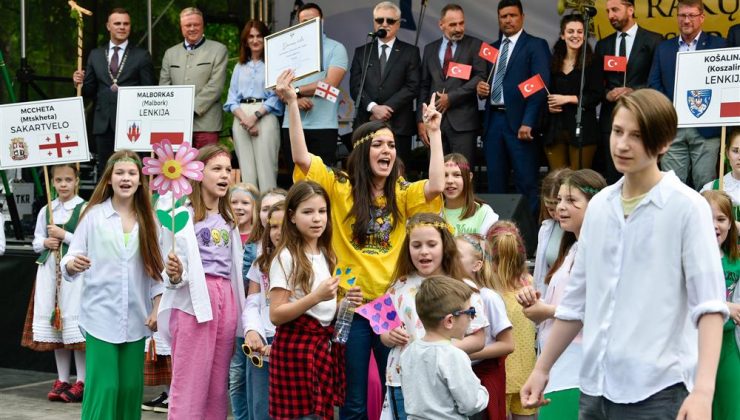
294 155 443 300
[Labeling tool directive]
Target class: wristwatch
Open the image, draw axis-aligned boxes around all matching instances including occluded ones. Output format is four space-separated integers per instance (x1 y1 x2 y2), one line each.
254 110 263 119
294 87 301 98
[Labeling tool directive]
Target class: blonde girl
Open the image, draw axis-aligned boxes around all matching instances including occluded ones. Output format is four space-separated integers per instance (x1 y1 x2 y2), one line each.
457 233 514 420
231 182 259 246
382 213 488 420
443 153 498 235
61 151 164 420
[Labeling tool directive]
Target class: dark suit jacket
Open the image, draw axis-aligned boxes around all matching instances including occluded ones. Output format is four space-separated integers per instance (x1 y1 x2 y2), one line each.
350 38 420 136
482 31 551 135
649 32 726 138
728 24 740 47
418 35 485 132
81 44 155 135
594 26 662 133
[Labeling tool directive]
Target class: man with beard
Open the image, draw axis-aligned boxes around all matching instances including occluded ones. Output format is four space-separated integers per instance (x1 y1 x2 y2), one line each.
417 3 485 164
594 0 661 184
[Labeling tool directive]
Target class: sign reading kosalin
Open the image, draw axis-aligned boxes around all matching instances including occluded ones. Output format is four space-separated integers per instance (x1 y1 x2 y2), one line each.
0 97 90 170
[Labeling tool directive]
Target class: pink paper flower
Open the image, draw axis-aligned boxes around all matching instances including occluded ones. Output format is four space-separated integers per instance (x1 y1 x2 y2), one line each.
142 140 204 198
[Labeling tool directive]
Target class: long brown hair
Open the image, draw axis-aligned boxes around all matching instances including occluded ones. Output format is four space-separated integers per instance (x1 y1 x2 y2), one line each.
273 181 336 295
544 169 606 284
238 20 270 63
391 213 468 285
551 14 592 73
702 190 740 262
539 168 573 223
486 220 527 292
344 120 400 246
189 144 236 226
444 153 480 220
256 201 285 274
81 150 163 281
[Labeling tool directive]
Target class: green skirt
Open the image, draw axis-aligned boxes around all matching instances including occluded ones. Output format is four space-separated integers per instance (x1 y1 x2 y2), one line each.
713 329 740 420
539 387 580 420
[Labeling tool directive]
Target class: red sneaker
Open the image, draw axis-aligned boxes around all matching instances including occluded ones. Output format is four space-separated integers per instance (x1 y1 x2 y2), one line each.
60 381 84 403
47 380 70 401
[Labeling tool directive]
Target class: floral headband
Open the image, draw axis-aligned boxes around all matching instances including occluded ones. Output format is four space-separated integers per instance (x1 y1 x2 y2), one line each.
445 161 470 171
406 220 454 235
230 187 256 201
353 128 394 148
107 156 141 168
457 233 492 261
486 225 526 255
579 186 601 196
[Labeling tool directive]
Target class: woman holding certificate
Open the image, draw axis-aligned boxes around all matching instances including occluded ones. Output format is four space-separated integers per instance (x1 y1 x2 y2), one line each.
224 20 284 191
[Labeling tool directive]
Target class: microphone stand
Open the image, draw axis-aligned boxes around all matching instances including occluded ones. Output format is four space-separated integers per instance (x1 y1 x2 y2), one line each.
354 31 386 122
574 8 595 169
414 0 429 47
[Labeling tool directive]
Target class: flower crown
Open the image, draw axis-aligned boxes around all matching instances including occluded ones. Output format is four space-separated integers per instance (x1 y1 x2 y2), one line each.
579 186 601 196
353 128 394 148
445 161 470 171
107 156 141 168
406 220 454 234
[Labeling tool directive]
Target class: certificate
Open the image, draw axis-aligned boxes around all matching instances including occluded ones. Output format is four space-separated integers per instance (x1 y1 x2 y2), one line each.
264 17 323 89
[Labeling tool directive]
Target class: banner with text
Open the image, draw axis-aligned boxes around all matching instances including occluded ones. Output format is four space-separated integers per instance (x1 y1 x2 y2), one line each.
674 47 740 128
0 97 90 170
115 85 195 152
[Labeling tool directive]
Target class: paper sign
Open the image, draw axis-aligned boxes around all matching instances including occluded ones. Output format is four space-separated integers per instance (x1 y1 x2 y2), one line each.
356 294 402 335
335 266 357 290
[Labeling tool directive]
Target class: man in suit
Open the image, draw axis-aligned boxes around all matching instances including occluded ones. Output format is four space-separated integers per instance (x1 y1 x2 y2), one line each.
350 1 420 168
594 0 662 184
649 0 726 189
728 23 740 47
476 0 550 216
72 8 155 175
417 3 485 164
160 7 228 148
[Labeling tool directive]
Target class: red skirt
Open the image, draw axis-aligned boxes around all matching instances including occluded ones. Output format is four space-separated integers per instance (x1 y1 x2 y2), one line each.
269 314 345 420
473 356 507 420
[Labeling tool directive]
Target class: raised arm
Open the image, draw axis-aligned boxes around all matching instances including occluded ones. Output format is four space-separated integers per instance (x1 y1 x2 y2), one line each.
275 70 311 173
422 92 444 201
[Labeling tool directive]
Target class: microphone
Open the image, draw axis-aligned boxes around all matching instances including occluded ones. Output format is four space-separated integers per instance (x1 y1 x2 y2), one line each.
369 28 388 38
582 6 597 17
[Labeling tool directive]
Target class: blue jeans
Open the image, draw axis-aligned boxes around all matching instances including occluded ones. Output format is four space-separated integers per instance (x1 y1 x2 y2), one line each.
484 110 540 216
245 336 272 420
340 314 391 420
229 337 248 420
388 386 407 420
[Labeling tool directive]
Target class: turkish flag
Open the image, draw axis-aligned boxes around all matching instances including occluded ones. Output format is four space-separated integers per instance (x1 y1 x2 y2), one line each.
446 62 472 80
478 42 499 64
518 74 546 98
603 55 627 72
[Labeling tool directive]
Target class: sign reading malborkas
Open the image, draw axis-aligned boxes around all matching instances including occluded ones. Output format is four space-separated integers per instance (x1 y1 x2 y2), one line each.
674 47 740 128
0 97 90 170
115 85 195 152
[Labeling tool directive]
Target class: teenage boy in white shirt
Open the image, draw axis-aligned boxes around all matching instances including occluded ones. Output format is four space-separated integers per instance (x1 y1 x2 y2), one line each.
520 88 728 420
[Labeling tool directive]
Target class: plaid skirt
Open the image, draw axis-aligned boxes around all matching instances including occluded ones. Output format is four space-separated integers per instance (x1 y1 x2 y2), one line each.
144 352 172 386
20 283 84 352
269 314 345 420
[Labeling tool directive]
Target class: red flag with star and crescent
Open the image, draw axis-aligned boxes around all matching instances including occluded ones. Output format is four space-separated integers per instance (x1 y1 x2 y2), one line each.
518 74 546 98
446 62 472 80
603 55 627 72
39 133 79 158
478 42 499 64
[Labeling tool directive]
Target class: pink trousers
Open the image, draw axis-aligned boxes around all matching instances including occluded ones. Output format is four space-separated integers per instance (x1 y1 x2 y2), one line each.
168 275 237 420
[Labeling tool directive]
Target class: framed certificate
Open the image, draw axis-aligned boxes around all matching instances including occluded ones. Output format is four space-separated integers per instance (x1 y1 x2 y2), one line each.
264 17 323 89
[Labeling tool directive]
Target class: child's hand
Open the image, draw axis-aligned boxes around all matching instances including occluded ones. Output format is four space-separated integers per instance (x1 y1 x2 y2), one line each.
275 69 297 103
145 310 158 332
728 302 740 325
312 276 339 302
245 330 266 354
676 389 712 420
381 326 410 347
44 237 61 251
67 255 91 275
422 92 442 133
520 368 551 409
346 286 363 307
262 345 272 357
522 300 556 324
165 252 183 283
516 285 540 307
47 225 66 240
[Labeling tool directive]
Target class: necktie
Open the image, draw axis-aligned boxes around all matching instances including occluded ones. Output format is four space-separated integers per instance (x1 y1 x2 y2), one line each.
619 32 627 57
491 38 510 104
442 41 453 77
380 44 388 75
110 46 120 76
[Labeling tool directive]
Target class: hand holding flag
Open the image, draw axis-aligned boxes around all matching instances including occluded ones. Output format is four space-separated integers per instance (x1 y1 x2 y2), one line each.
478 42 499 64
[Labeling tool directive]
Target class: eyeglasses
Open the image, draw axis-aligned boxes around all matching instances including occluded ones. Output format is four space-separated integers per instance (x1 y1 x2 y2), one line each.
374 17 398 25
450 306 477 320
241 342 264 368
677 13 702 20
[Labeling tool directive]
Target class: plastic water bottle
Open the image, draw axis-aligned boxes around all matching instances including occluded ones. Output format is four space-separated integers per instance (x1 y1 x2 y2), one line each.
333 298 355 344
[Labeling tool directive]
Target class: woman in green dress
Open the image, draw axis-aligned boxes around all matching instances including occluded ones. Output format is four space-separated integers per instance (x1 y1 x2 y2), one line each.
702 190 740 420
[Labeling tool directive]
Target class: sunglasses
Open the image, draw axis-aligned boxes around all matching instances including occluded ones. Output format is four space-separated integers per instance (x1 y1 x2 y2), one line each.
241 342 264 368
374 17 398 25
450 306 477 320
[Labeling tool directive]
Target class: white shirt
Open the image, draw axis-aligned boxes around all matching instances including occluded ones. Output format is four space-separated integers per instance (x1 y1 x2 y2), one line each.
700 172 740 206
533 219 558 295
32 196 84 253
473 287 511 366
61 198 164 344
614 23 639 60
108 40 128 63
490 28 523 105
244 261 276 339
555 172 728 403
269 248 337 326
400 339 489 419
